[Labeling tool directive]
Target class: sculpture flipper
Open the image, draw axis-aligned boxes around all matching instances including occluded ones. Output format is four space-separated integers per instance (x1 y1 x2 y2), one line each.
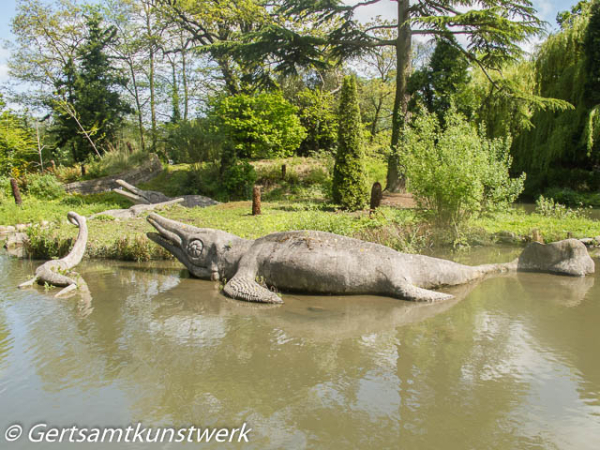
223 275 283 304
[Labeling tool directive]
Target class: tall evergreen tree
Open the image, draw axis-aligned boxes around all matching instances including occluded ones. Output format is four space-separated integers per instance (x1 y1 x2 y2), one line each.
53 11 130 162
408 40 470 123
332 76 367 210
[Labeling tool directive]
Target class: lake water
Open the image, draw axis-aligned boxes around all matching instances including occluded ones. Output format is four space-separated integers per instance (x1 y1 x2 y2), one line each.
1 248 599 449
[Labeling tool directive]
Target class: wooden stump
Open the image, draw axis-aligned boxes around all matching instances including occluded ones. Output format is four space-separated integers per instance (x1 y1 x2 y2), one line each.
252 185 262 216
10 178 22 206
281 164 287 180
370 181 383 211
532 228 544 244
81 164 86 176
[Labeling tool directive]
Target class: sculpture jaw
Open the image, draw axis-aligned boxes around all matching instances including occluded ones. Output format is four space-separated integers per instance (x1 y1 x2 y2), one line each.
147 213 248 281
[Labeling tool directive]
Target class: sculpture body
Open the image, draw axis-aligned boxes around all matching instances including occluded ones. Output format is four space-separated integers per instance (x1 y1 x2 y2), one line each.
147 213 595 304
18 212 89 297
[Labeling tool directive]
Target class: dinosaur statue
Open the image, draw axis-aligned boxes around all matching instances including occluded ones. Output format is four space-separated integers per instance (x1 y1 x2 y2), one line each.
18 211 89 298
113 179 218 208
146 213 595 304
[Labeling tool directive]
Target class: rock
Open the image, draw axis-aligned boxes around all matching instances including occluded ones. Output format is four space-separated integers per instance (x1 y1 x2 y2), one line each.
15 223 30 232
579 238 595 247
5 232 29 258
40 220 50 228
495 231 520 243
0 225 16 236
518 239 595 277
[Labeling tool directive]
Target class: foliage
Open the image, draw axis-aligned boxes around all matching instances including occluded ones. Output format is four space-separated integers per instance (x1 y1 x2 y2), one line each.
332 77 368 210
501 1 600 191
51 10 131 162
209 91 306 159
0 104 37 176
221 160 258 200
294 88 338 155
232 0 545 191
405 109 525 226
408 41 470 122
24 173 65 200
535 194 590 219
162 119 220 163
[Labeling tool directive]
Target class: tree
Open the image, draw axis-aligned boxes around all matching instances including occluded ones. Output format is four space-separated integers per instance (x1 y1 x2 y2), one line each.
230 0 545 192
506 0 600 190
332 76 368 210
209 91 306 159
0 97 37 176
52 11 131 162
408 40 470 123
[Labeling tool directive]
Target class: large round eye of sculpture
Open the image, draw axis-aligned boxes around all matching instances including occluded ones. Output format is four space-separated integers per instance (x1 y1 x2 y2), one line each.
187 239 204 259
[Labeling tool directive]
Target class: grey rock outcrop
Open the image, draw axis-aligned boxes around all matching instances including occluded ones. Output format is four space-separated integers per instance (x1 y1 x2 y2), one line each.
147 213 595 305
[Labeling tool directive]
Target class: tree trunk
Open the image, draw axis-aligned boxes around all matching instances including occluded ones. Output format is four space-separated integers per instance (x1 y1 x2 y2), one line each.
386 0 412 193
252 185 261 215
10 178 22 206
128 59 146 152
181 45 189 121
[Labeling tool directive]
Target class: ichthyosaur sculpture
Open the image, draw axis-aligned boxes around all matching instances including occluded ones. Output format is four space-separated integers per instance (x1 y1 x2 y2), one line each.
147 213 595 304
18 211 90 298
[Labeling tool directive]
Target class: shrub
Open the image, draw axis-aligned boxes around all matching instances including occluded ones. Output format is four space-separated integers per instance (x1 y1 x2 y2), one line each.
222 160 257 200
209 91 307 159
24 173 65 199
405 109 525 226
332 76 368 210
535 194 589 219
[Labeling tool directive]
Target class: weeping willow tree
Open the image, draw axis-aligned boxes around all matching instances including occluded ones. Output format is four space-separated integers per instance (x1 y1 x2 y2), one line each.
510 0 600 190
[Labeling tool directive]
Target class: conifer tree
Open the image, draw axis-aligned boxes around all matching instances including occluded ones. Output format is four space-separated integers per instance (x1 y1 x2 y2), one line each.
332 76 367 210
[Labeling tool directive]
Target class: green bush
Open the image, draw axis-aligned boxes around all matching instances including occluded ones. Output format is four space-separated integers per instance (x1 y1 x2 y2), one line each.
332 76 368 210
222 160 257 200
209 91 307 159
405 109 525 226
24 173 65 199
163 119 219 164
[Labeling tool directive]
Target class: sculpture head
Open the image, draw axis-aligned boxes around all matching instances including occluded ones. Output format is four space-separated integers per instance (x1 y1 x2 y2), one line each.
147 213 244 280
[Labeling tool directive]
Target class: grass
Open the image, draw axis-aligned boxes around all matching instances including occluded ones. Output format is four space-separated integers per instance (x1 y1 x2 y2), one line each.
2 154 598 262
0 192 131 225
20 202 423 261
470 210 600 242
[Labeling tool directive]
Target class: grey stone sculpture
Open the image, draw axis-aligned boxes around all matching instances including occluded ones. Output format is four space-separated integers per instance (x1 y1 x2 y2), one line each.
18 211 89 297
147 213 595 304
113 179 218 208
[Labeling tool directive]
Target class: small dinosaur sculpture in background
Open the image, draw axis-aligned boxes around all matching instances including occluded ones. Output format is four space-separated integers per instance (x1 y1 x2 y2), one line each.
18 211 89 298
113 179 218 208
146 213 595 305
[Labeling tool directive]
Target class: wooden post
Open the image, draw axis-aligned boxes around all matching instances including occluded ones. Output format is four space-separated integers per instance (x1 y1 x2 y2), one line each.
252 185 262 216
281 164 287 180
10 178 22 206
370 181 382 211
81 164 86 176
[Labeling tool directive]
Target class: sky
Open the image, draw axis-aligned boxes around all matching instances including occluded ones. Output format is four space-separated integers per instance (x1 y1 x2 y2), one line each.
0 0 583 85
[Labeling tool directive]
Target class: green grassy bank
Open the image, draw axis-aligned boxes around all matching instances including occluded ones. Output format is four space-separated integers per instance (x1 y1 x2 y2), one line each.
4 199 597 262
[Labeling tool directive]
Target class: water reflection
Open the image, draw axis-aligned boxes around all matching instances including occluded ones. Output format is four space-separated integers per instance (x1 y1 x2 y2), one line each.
0 255 598 449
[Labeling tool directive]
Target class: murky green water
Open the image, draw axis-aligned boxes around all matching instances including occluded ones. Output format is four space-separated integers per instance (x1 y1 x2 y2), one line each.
1 248 599 449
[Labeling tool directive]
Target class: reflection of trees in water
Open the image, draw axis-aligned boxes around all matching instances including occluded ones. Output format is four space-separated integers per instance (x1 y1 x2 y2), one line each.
387 273 599 449
15 259 600 448
0 309 11 371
